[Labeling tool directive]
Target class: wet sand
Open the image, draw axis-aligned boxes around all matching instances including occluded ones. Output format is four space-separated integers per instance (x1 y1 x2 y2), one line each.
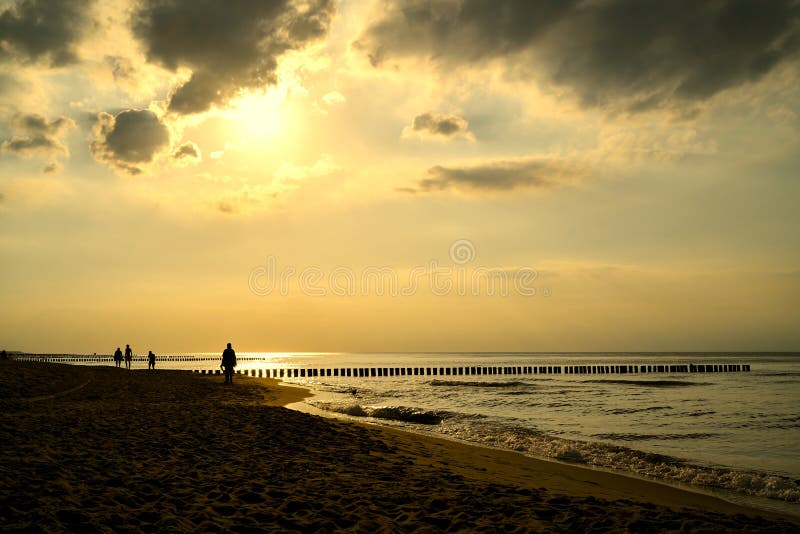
1 360 797 532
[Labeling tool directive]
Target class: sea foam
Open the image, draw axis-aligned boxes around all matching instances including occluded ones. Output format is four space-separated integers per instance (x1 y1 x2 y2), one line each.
437 418 800 502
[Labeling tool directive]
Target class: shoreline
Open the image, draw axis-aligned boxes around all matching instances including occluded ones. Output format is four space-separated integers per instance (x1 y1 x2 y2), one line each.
286 390 799 522
2 360 797 531
278 365 800 513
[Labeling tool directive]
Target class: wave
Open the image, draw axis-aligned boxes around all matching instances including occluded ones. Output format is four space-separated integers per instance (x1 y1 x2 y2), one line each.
319 385 366 396
593 432 718 441
310 401 445 425
605 406 672 415
429 380 528 388
582 379 710 388
683 410 716 417
730 418 800 430
305 400 800 502
435 420 800 503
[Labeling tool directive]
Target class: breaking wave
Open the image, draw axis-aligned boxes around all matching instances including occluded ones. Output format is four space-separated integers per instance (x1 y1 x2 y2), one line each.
436 420 800 503
310 401 446 425
307 400 800 502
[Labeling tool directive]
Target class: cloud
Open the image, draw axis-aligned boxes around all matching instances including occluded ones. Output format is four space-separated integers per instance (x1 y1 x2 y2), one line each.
131 0 336 114
0 113 75 162
43 161 63 174
90 109 170 175
406 157 581 194
270 154 340 196
14 114 75 136
2 135 63 156
217 201 235 214
0 0 93 66
0 72 20 94
201 155 340 215
172 141 201 164
322 90 346 105
394 186 418 194
105 55 135 82
315 90 346 115
355 0 800 112
354 0 569 66
102 55 144 94
598 125 719 162
402 112 474 140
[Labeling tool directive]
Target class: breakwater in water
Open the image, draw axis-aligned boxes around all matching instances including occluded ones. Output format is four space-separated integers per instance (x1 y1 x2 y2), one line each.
10 355 750 377
204 362 748 377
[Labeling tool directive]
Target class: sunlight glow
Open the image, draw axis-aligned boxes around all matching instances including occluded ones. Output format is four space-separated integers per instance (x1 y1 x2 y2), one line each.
227 87 289 142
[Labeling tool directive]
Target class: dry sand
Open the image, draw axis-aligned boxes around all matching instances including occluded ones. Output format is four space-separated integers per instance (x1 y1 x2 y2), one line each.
1 360 797 532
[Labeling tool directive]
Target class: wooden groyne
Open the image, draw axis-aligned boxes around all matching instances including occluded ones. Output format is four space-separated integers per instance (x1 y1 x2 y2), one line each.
9 355 751 377
195 363 751 378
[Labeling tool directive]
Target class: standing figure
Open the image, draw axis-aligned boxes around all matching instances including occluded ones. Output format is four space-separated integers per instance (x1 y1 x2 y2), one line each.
114 347 123 368
124 344 133 370
221 343 236 384
147 350 156 370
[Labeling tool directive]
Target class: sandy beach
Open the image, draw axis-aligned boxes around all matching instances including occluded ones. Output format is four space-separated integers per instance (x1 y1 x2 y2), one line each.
1 360 797 532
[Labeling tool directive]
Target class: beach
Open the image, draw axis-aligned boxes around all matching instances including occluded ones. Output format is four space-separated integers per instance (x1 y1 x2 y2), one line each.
1 360 797 532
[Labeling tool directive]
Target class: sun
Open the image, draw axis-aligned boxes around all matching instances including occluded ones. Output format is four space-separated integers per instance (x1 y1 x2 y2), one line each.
227 86 289 141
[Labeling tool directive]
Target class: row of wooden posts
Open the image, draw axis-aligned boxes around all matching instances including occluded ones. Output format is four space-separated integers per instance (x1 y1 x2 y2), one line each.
194 362 750 378
10 355 750 377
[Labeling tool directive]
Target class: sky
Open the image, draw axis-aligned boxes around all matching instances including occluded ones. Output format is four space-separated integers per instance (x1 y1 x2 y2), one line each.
1 0 799 354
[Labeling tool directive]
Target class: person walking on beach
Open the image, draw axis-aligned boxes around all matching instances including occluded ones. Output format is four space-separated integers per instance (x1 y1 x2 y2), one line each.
124 344 133 369
114 347 123 368
147 350 156 370
221 343 236 384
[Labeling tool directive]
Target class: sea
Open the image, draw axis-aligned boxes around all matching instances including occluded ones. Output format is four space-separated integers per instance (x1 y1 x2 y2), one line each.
43 351 800 516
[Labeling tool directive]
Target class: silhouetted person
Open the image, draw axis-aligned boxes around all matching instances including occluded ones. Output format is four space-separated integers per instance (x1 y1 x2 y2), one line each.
124 344 133 369
221 343 236 384
1 350 6 359
114 347 123 368
147 350 156 370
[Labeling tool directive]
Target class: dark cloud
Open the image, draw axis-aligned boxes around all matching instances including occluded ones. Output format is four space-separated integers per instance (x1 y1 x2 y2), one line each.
356 0 800 112
0 0 93 66
43 161 62 174
405 112 474 139
0 113 75 159
14 114 74 136
132 0 335 115
2 135 62 155
355 0 572 66
411 158 579 194
172 141 200 161
90 109 170 175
